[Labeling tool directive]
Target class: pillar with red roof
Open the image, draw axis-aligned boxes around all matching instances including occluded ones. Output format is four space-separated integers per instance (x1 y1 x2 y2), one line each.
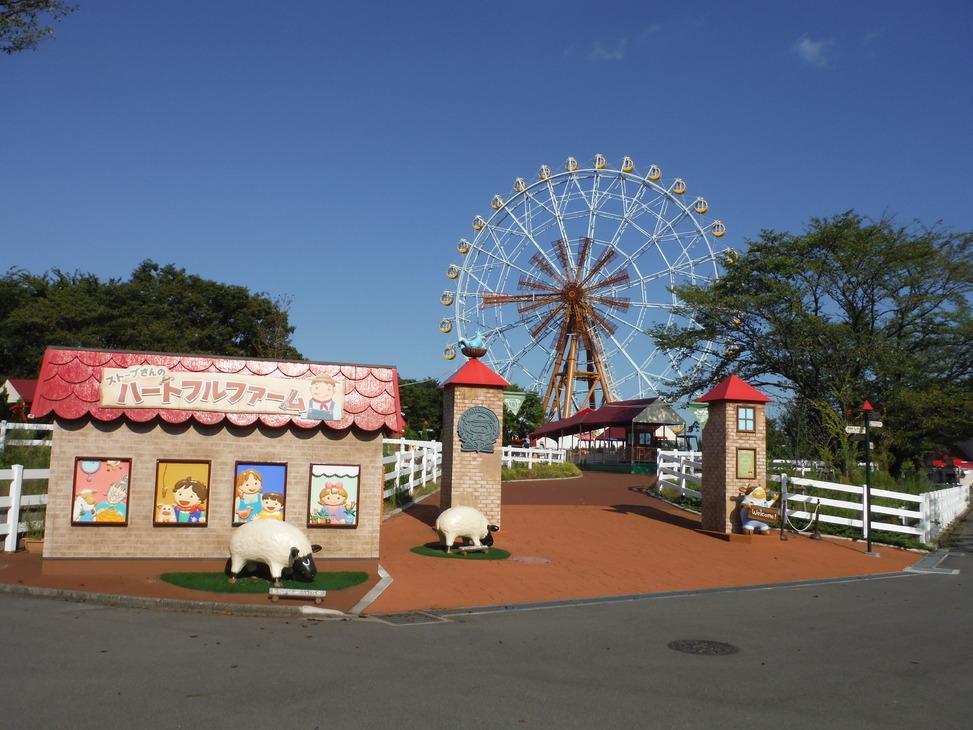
695 375 773 534
440 353 510 526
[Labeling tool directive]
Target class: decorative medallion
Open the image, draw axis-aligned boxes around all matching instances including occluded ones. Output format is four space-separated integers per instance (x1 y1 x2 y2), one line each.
457 406 500 453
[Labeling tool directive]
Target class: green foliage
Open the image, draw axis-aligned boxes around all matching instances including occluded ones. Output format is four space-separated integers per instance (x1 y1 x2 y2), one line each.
501 461 581 481
502 386 546 445
652 212 973 477
0 261 302 379
0 0 77 54
396 377 443 439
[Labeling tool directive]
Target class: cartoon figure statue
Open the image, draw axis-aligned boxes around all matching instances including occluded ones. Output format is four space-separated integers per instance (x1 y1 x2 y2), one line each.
256 492 285 520
739 486 779 534
73 490 97 522
94 476 129 522
305 375 340 420
313 482 355 524
171 477 208 524
235 469 264 523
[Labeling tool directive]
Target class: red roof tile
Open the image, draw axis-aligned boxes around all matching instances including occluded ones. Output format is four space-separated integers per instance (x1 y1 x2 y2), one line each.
440 358 510 388
30 348 405 433
696 375 772 404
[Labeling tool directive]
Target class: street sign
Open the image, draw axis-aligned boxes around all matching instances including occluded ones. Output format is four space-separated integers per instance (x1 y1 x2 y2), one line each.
845 425 866 434
868 421 883 428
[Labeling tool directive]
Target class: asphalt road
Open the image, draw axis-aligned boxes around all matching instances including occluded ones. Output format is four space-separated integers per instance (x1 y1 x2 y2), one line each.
1 525 969 729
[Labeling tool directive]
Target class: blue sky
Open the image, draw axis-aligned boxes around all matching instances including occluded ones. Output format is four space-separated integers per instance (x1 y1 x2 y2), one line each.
3 0 971 390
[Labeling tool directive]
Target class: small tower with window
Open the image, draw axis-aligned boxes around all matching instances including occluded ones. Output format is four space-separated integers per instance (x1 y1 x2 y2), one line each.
696 375 773 534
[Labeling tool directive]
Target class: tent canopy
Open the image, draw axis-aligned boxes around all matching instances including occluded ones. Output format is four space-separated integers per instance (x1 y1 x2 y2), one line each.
530 398 684 440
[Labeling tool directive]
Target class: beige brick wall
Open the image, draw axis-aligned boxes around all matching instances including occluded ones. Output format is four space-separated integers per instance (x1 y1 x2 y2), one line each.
700 401 767 533
44 417 384 560
440 385 504 525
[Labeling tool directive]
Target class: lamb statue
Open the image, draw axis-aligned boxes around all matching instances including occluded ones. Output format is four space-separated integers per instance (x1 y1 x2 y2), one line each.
433 505 499 553
228 520 322 586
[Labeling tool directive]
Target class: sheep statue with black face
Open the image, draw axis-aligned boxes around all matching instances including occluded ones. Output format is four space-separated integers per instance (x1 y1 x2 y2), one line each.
228 520 322 587
433 505 500 553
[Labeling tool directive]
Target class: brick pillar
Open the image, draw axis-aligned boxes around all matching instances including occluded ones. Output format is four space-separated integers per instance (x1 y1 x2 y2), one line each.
697 377 771 534
440 359 509 526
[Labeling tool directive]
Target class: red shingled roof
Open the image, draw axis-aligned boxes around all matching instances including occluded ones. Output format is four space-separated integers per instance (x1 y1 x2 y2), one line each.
696 375 772 404
30 348 405 433
440 357 510 388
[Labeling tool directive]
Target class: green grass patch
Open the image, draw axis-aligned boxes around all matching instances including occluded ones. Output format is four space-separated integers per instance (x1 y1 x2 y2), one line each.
160 571 368 594
410 544 511 560
501 462 581 481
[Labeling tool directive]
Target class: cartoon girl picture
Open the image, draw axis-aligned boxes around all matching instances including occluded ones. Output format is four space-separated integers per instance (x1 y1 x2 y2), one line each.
234 468 264 523
308 464 359 528
234 463 287 525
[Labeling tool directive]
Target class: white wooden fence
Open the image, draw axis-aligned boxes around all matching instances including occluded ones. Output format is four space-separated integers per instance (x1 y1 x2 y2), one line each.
657 450 970 545
1 465 50 552
501 445 566 468
382 439 565 501
0 421 53 449
383 439 443 501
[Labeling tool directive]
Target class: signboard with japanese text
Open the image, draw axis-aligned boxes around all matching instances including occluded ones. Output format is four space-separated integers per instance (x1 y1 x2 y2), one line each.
99 366 344 420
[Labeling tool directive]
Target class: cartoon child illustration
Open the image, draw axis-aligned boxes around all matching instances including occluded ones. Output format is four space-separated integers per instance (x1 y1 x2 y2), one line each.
94 476 129 522
73 489 97 522
171 477 208 524
234 469 264 523
256 492 285 520
313 482 355 524
305 375 340 420
739 486 779 534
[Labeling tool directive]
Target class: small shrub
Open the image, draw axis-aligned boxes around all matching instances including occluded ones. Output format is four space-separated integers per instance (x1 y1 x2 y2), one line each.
501 462 582 481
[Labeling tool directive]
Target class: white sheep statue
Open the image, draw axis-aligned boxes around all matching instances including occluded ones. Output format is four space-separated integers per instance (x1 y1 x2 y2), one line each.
433 505 499 553
228 520 322 586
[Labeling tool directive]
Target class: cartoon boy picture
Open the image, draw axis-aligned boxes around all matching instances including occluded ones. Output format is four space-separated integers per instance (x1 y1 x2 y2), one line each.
256 492 285 520
305 375 341 420
171 477 208 524
313 482 356 525
94 476 129 523
234 468 264 523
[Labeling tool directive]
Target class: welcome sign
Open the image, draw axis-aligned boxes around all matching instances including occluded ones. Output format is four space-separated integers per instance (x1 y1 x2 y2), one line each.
99 366 344 420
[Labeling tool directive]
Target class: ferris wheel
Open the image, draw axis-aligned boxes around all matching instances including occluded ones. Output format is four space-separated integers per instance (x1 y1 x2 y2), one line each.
439 155 733 421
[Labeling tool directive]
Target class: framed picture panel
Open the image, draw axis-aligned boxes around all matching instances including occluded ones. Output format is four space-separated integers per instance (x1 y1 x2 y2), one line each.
71 457 132 526
155 460 211 526
308 464 360 528
233 462 288 524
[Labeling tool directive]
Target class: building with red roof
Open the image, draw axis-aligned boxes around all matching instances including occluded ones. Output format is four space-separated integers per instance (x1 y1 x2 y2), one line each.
31 348 404 564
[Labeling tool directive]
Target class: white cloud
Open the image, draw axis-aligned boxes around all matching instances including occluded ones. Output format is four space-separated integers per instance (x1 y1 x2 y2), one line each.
587 38 628 61
791 34 836 68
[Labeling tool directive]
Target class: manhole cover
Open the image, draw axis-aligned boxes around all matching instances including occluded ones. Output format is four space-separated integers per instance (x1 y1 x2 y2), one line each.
667 639 739 656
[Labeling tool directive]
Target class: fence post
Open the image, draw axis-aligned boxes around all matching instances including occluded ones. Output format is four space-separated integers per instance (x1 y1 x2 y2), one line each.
0 421 7 452
4 464 24 552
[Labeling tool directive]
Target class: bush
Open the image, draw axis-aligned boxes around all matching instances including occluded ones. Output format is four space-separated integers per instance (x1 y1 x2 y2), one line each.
501 462 581 481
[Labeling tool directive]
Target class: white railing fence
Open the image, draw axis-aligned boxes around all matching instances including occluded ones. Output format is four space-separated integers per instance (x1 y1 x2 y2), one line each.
657 450 970 545
501 445 566 469
1 464 50 551
657 450 702 499
0 421 53 449
382 439 566 502
382 439 443 501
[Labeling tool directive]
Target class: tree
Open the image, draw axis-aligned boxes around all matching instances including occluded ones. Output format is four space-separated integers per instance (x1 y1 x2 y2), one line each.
397 378 443 439
651 212 973 475
1 1 77 54
502 386 546 445
0 261 302 379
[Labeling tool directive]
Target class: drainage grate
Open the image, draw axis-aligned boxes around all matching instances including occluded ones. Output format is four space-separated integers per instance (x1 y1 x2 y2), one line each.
667 639 739 656
374 611 449 626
